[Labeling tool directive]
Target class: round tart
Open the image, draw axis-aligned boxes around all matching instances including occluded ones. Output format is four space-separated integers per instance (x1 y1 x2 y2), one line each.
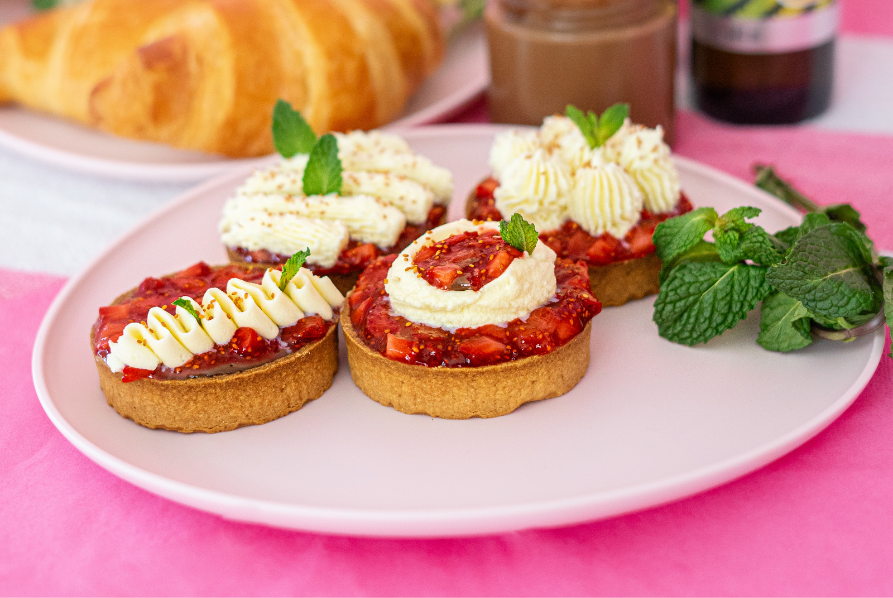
91 261 344 433
466 114 693 306
220 129 453 294
342 219 602 419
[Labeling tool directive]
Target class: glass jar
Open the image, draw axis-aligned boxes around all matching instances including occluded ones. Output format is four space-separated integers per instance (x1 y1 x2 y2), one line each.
485 0 678 143
690 0 838 124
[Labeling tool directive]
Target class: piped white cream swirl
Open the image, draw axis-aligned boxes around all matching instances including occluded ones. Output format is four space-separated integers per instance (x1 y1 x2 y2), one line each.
602 120 680 213
385 220 557 330
220 130 453 265
487 115 682 236
568 158 644 239
105 268 344 374
493 148 571 233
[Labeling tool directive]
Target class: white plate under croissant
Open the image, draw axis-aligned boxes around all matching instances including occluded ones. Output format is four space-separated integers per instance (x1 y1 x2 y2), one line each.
0 0 488 181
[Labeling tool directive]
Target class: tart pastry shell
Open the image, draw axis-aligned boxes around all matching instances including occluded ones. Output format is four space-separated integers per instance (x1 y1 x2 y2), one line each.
341 308 592 419
94 322 338 433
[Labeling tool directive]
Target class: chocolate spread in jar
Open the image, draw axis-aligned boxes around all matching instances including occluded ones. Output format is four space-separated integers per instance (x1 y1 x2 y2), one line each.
485 0 677 144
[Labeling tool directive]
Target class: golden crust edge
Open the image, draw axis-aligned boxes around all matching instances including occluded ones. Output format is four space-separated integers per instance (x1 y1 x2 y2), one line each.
341 307 591 419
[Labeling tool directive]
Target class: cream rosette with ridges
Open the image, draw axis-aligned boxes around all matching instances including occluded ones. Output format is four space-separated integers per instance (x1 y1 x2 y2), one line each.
219 118 453 269
493 148 571 233
568 154 645 239
602 119 681 214
385 220 557 330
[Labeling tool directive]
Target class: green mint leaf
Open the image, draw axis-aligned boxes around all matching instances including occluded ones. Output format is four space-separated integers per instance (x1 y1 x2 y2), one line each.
302 134 342 196
884 267 893 357
823 204 867 233
766 223 880 319
595 103 629 146
774 212 832 250
716 206 761 233
716 226 784 267
565 105 597 149
878 256 893 269
653 207 718 264
653 262 770 346
659 240 722 284
279 249 311 291
272 99 317 158
757 291 813 352
32 0 60 9
172 298 202 324
499 213 538 254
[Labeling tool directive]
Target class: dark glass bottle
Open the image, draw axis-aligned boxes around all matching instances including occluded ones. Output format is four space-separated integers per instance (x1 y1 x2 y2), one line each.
690 0 838 125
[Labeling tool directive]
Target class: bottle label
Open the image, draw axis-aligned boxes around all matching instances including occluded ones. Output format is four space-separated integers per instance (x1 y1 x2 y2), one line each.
692 0 838 54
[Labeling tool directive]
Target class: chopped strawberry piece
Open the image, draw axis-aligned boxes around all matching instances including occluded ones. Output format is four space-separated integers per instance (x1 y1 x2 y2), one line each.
351 297 373 327
626 224 656 256
554 318 581 343
98 304 131 320
586 234 621 265
458 336 508 365
426 264 461 289
231 327 265 356
281 316 326 344
342 243 380 268
476 178 499 200
137 277 166 294
566 229 595 259
526 308 561 330
385 334 416 362
476 324 508 341
485 250 515 279
121 366 153 383
413 243 438 262
180 262 212 278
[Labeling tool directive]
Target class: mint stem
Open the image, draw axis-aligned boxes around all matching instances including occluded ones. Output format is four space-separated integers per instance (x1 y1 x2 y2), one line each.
753 164 820 214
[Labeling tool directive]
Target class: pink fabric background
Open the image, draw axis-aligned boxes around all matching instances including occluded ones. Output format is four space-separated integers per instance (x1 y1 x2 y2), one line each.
4 1 893 595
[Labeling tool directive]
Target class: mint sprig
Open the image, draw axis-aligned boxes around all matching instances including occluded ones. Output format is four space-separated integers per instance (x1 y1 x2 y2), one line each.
499 213 538 254
272 100 317 158
653 168 891 356
757 291 813 352
565 103 629 149
172 298 202 324
279 249 311 291
302 134 342 196
653 262 770 346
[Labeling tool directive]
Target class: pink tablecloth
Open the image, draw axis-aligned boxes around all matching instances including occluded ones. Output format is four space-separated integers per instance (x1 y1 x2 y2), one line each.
4 2 893 595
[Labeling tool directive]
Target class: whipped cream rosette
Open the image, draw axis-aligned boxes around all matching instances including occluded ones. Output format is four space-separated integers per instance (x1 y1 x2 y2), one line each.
220 111 453 291
466 105 694 307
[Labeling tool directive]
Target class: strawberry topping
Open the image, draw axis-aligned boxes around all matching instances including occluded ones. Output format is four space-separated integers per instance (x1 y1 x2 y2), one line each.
412 229 523 291
466 178 693 265
349 255 601 368
93 262 337 382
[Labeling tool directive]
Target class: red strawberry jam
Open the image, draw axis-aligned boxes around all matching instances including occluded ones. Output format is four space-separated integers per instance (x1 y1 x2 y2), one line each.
348 255 601 368
92 261 337 382
411 229 523 291
467 178 693 266
230 205 447 276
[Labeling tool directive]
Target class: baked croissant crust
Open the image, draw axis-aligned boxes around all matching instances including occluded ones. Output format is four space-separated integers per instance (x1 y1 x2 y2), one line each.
0 0 444 157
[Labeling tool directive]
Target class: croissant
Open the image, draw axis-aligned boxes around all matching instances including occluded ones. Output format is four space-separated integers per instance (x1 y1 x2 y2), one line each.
0 0 444 157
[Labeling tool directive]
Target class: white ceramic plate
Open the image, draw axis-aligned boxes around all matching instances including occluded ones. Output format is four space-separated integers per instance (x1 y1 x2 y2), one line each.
0 1 487 182
32 125 884 538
